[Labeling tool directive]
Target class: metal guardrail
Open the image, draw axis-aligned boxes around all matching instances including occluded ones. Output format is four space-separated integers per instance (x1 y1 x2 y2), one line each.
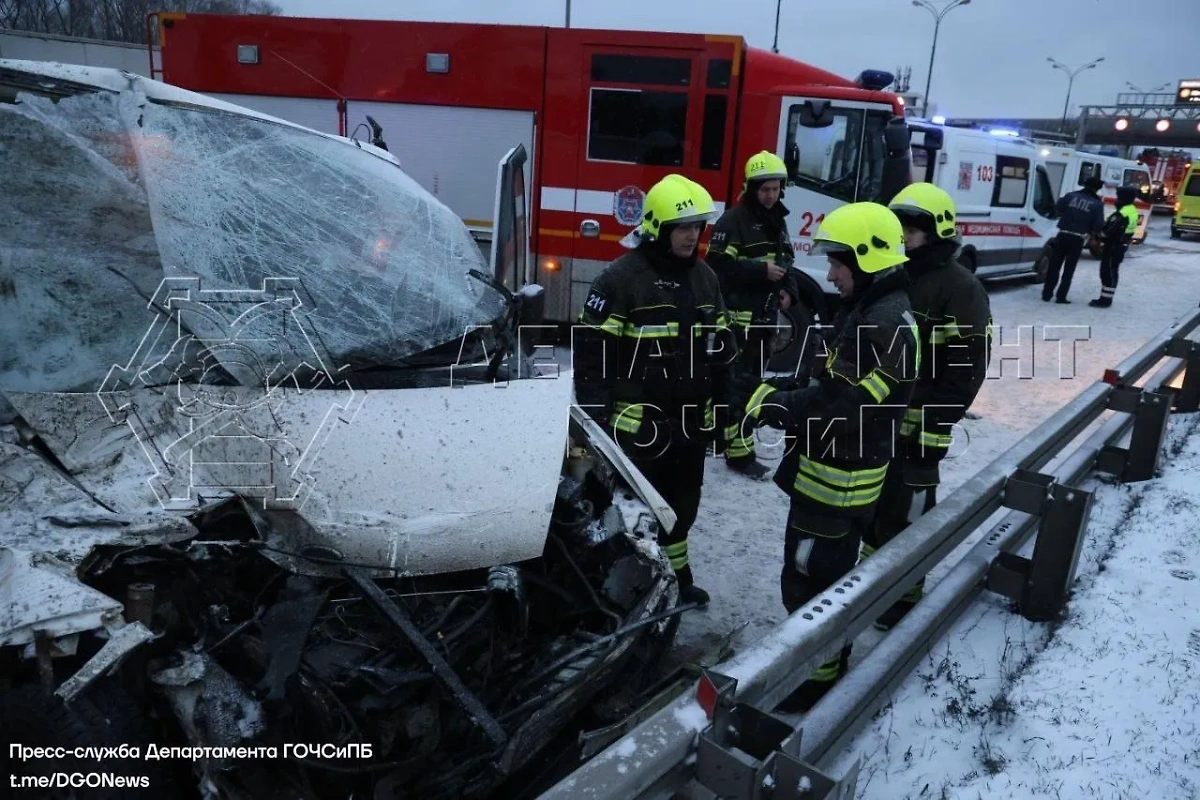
541 303 1200 800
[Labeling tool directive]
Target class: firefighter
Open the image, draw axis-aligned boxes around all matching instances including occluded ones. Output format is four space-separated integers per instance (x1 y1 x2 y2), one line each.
860 183 992 630
706 150 800 480
1089 185 1139 308
735 202 918 711
573 174 738 608
1042 175 1105 304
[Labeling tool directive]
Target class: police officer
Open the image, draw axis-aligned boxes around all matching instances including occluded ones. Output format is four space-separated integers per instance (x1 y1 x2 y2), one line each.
706 150 800 480
737 202 919 711
574 175 737 608
860 183 992 630
1089 185 1139 308
1043 175 1105 304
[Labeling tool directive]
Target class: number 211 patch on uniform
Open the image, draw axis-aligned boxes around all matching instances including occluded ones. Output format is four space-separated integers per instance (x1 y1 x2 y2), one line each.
584 288 608 316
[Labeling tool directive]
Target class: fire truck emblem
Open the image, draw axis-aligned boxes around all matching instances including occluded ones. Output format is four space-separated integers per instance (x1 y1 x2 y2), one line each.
96 277 363 511
613 185 646 226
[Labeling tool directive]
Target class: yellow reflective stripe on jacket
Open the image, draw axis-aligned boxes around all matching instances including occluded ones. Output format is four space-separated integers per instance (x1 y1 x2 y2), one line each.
612 401 644 434
793 455 887 509
919 430 953 449
729 310 755 328
583 313 624 336
663 539 688 570
859 369 890 403
746 384 777 418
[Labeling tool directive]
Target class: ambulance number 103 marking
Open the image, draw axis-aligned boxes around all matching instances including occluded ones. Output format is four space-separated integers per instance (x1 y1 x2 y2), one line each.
976 165 994 182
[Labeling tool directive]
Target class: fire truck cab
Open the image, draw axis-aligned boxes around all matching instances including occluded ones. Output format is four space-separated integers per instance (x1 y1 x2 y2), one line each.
150 13 910 340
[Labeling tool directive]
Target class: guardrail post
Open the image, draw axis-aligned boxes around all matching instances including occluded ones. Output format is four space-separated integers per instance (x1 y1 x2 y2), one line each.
1095 385 1172 482
985 469 1093 622
679 671 857 799
1165 337 1200 413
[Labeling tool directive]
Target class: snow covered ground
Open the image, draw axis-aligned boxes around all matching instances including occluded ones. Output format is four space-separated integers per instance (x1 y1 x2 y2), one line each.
826 409 1200 799
671 216 1200 791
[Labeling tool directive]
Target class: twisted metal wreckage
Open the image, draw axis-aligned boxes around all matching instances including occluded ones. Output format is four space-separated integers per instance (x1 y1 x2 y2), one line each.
0 59 692 798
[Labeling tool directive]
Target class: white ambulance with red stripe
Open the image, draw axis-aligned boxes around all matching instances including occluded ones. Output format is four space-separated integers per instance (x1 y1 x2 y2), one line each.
147 12 912 337
908 121 1059 281
1038 145 1152 252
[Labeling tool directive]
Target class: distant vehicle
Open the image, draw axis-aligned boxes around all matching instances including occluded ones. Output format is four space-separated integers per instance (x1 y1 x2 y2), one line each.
1038 145 1152 253
1172 161 1200 239
908 120 1058 282
1139 148 1194 215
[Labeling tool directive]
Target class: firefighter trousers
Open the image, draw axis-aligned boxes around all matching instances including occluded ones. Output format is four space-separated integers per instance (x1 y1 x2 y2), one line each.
1098 241 1127 303
722 325 773 463
781 503 867 683
1043 233 1086 302
624 435 708 588
860 459 939 604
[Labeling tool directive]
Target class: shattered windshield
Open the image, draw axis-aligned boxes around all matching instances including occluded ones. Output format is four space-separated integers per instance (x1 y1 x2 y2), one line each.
0 85 507 394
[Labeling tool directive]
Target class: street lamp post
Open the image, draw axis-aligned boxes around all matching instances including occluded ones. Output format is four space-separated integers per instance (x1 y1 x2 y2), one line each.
1048 56 1105 132
1125 81 1171 94
911 0 971 118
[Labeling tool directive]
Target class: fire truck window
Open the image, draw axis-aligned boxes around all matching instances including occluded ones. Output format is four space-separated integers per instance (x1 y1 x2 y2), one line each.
587 88 687 166
707 59 732 89
785 104 880 203
992 156 1029 208
699 95 727 170
590 54 691 86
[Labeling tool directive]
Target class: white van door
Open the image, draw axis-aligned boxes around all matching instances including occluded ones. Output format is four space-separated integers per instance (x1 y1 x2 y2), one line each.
954 147 1036 277
939 143 1002 274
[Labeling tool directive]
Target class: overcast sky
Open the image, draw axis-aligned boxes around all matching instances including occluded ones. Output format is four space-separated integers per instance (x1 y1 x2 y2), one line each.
273 0 1197 119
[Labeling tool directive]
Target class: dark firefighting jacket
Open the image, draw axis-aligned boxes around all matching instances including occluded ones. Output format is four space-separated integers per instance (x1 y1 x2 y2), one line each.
573 244 737 446
705 199 800 329
899 240 992 481
747 269 919 535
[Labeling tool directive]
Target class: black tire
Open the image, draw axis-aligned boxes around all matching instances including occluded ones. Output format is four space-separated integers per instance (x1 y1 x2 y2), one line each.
766 300 819 375
0 682 175 797
1031 244 1052 284
1172 227 1181 239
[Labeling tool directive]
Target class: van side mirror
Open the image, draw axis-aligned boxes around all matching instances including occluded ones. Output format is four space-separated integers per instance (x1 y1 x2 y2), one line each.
797 99 834 128
882 117 911 157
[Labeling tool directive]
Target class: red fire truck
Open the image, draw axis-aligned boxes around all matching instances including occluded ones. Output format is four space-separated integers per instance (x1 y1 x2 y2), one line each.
1137 148 1194 214
149 13 910 331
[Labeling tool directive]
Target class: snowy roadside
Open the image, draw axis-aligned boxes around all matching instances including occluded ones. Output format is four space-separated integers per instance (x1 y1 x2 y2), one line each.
828 410 1200 800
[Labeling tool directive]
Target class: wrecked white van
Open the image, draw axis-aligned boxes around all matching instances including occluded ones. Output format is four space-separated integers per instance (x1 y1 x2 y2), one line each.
0 59 682 799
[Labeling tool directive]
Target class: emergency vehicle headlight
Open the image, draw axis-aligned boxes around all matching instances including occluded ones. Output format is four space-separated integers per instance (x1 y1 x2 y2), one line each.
237 45 259 65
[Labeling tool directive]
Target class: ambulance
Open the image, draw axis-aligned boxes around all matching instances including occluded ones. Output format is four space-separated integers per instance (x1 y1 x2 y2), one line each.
148 12 912 339
907 121 1059 282
1038 145 1152 252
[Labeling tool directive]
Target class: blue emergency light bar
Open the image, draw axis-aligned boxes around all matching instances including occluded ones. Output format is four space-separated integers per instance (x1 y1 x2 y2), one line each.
855 70 895 91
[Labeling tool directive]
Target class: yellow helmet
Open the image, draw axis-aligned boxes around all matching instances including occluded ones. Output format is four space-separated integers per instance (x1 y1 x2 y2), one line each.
620 174 717 248
888 182 959 240
811 202 907 274
744 150 788 183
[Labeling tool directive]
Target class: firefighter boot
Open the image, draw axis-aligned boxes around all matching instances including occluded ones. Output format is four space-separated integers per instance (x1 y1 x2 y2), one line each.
776 645 851 714
873 578 925 631
675 565 710 608
1088 297 1112 308
726 455 772 481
